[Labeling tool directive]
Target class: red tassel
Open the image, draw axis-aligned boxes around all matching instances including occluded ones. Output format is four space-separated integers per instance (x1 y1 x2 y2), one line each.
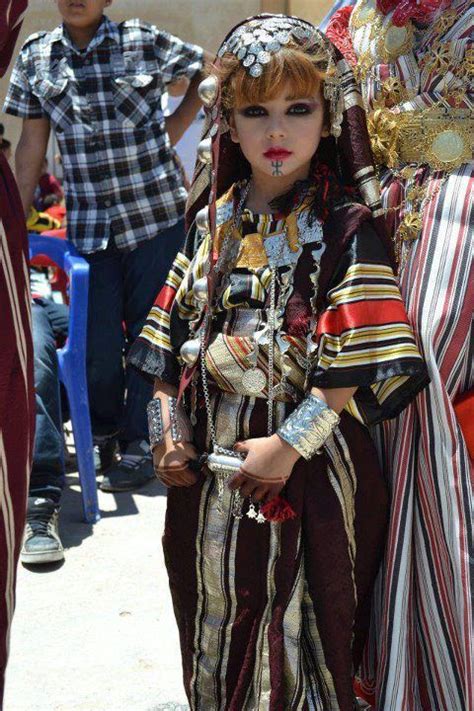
261 496 297 523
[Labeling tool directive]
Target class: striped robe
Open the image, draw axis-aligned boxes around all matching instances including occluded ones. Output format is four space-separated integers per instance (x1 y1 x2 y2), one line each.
348 2 474 709
130 188 428 710
0 0 34 704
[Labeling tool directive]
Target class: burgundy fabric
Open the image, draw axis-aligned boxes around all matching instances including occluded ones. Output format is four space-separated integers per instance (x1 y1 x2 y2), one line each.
0 0 27 77
0 2 34 703
0 152 34 704
163 396 389 710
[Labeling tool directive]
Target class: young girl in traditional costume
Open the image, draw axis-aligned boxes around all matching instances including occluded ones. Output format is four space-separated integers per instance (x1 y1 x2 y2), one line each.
326 2 473 708
129 14 428 710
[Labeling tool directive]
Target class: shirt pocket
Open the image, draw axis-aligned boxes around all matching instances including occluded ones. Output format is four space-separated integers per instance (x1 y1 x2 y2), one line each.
113 72 161 128
32 76 74 133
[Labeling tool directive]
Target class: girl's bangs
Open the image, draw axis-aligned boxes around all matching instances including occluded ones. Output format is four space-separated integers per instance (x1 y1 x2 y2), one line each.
231 48 324 106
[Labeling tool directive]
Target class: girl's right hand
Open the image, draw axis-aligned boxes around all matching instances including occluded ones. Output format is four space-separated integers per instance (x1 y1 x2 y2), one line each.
153 438 200 488
151 381 200 487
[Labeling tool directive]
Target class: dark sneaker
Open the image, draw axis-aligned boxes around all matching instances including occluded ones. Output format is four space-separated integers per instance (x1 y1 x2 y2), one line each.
93 437 119 473
21 497 64 565
100 439 154 493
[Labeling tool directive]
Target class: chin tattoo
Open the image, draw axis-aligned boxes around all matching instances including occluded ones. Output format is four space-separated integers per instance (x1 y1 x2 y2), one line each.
271 160 283 176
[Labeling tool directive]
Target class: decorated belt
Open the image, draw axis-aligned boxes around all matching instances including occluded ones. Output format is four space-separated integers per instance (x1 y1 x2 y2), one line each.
204 333 306 402
369 107 474 172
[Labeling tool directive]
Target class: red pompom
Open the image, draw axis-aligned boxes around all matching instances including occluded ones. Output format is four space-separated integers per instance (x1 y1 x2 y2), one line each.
261 496 297 523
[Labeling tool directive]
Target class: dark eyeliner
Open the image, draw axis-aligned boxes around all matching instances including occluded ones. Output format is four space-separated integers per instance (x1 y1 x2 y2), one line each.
239 105 267 117
288 103 314 115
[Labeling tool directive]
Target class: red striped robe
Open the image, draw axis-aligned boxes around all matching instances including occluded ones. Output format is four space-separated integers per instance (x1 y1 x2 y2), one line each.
346 2 474 709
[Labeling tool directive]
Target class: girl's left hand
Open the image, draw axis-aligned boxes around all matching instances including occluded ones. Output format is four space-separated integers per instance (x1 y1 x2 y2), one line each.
228 434 300 503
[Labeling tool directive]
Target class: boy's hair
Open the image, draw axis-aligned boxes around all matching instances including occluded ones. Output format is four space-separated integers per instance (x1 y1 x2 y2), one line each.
215 42 331 118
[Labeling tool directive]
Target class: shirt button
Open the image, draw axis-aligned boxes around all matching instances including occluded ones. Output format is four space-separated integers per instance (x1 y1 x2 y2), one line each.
104 199 112 207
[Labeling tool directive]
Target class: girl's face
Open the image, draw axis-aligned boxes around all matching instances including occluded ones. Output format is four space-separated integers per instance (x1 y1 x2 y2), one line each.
230 81 329 184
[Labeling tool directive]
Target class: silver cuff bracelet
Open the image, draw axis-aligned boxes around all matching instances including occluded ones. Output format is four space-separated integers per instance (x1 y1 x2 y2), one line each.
277 394 340 460
167 396 184 443
147 398 165 449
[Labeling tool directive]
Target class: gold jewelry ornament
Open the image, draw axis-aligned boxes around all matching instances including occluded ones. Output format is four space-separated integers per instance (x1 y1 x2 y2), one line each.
379 22 415 62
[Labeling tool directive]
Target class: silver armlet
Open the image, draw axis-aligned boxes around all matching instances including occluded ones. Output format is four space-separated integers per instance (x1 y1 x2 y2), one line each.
277 394 340 460
147 399 164 449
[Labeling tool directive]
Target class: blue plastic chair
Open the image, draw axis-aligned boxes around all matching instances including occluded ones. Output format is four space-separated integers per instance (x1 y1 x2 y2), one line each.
29 233 100 524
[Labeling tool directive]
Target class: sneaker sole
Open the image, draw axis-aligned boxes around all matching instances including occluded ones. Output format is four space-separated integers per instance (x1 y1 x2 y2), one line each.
21 549 65 565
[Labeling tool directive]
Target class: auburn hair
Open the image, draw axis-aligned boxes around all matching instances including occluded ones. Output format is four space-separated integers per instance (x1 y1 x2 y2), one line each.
214 42 331 113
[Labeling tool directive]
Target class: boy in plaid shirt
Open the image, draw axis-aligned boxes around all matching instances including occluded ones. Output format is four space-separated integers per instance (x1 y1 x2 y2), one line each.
4 0 209 494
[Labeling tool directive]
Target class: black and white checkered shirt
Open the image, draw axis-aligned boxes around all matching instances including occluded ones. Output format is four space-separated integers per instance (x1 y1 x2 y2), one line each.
4 16 203 253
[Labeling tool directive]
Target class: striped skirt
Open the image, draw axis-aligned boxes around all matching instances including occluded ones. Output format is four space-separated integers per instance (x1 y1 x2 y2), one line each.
360 162 474 711
163 395 388 710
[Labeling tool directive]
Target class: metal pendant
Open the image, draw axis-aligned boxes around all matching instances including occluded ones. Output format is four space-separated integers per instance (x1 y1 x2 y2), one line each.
196 206 210 234
247 502 257 519
241 367 267 394
207 450 243 475
197 75 218 106
180 338 201 366
192 277 208 304
197 138 212 164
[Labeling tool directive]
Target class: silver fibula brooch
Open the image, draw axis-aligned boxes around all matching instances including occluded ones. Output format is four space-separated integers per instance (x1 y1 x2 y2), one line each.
241 368 267 394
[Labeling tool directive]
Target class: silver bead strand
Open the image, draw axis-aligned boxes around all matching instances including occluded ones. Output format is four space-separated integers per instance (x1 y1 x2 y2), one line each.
267 267 277 437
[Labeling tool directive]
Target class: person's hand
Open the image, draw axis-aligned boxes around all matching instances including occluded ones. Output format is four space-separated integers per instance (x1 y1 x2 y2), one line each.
153 439 200 487
228 434 300 503
150 391 199 487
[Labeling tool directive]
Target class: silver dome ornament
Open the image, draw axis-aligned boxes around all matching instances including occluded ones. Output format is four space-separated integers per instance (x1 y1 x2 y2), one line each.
193 277 209 304
197 137 212 164
196 206 209 233
197 75 218 107
180 339 201 366
250 64 263 77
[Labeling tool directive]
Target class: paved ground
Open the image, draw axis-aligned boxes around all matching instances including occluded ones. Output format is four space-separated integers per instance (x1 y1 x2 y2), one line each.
4 466 189 711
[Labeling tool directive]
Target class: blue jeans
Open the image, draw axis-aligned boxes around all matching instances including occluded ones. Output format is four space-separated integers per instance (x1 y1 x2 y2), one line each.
84 221 184 446
31 299 69 504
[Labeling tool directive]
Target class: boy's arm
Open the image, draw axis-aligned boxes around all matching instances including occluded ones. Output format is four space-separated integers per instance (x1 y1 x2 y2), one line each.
15 117 50 216
164 50 214 145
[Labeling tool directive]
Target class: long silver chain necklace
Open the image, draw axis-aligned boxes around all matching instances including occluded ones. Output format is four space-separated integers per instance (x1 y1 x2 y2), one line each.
200 181 285 521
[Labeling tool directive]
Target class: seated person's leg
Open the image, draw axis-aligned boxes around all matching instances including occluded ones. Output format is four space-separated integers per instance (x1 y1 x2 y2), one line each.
22 301 68 565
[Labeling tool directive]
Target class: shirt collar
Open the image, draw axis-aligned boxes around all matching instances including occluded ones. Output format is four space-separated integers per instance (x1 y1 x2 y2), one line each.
51 15 120 54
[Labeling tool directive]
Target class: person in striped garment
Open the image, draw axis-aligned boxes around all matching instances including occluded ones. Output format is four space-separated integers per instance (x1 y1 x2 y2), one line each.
0 0 34 704
128 16 429 710
326 1 473 709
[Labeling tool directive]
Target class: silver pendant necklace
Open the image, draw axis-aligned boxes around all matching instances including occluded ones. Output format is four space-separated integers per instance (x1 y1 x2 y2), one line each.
200 185 288 522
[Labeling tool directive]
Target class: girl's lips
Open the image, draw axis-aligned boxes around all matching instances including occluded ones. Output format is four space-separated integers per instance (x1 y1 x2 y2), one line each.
263 148 293 160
